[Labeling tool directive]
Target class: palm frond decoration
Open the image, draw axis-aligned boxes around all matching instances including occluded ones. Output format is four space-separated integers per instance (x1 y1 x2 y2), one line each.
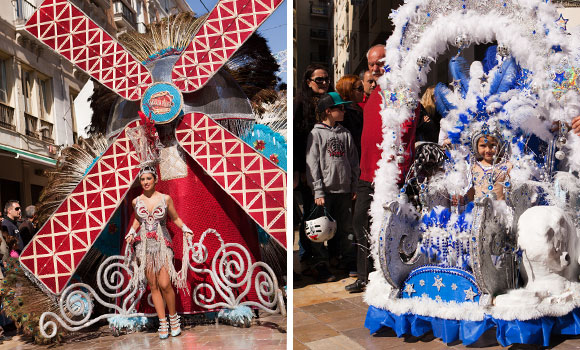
36 135 109 227
119 12 206 64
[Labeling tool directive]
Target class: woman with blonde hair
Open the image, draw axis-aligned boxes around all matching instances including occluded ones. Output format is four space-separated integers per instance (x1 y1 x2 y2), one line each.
416 85 441 143
336 74 364 159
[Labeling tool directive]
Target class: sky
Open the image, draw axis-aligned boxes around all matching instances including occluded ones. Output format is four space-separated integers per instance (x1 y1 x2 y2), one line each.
185 0 287 82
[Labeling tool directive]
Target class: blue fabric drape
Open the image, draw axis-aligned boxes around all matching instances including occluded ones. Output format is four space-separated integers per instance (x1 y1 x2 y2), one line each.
365 305 580 346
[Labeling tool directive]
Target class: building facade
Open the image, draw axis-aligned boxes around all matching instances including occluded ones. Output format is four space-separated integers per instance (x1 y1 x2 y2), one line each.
332 0 402 82
0 0 109 207
294 0 332 94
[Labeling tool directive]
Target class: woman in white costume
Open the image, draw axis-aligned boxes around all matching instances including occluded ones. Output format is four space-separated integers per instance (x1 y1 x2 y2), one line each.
125 165 193 339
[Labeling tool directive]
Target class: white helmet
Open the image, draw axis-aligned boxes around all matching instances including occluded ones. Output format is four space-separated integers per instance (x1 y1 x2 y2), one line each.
305 207 337 242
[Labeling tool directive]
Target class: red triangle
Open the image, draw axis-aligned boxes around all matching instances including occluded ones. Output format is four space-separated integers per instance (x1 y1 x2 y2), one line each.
66 197 86 211
261 170 279 186
237 30 252 44
268 217 286 233
235 19 254 32
71 14 85 31
36 235 56 251
51 215 71 234
88 227 102 242
247 192 264 209
265 193 282 209
51 233 70 252
220 1 236 14
89 194 102 210
230 190 246 205
19 256 36 272
39 276 57 293
73 249 87 267
57 274 72 291
56 251 72 270
53 1 70 19
33 240 52 256
72 230 90 247
227 155 242 168
267 189 285 204
39 257 56 275
87 212 102 229
266 209 283 226
40 22 56 39
227 173 241 186
25 11 39 27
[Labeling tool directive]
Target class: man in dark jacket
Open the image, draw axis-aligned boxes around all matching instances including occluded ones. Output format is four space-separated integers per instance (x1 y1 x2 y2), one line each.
2 200 23 253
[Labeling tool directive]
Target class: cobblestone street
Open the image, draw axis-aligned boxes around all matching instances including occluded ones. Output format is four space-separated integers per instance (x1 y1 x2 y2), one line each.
0 313 286 350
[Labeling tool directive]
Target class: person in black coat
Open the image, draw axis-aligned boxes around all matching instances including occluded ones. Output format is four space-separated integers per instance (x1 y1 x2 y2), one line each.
415 86 442 144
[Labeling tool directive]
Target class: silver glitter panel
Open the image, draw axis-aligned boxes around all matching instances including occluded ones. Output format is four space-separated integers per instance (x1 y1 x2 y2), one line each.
159 145 188 181
469 197 516 296
379 201 427 290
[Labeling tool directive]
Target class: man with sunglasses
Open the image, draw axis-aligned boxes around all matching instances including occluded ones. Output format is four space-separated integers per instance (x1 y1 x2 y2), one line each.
2 200 23 254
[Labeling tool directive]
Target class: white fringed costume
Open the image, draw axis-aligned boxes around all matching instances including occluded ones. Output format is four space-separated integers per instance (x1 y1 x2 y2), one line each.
129 194 189 291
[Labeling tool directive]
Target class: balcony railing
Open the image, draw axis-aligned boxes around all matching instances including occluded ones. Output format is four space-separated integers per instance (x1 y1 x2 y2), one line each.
40 120 54 143
24 112 40 139
310 4 329 16
113 1 136 28
310 29 329 40
0 103 16 131
15 0 37 22
137 22 147 33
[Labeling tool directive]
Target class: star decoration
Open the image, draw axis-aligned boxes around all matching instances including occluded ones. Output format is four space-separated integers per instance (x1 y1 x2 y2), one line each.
404 283 416 297
419 279 425 286
451 283 457 291
433 275 445 291
435 295 443 302
464 287 477 301
552 45 563 53
390 92 398 102
480 75 488 84
451 79 461 90
554 71 566 85
556 13 569 31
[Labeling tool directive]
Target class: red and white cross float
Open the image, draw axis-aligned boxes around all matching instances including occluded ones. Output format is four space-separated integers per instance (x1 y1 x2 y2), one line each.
19 0 285 296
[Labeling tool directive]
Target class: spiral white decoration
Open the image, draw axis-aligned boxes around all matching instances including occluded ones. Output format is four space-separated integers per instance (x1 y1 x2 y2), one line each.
39 254 154 339
38 228 285 339
187 229 285 315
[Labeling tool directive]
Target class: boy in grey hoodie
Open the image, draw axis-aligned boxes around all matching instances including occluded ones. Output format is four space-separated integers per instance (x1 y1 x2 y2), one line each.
306 92 360 272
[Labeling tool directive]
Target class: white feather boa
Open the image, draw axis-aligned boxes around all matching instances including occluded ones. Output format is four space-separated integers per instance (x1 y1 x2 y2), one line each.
366 0 580 320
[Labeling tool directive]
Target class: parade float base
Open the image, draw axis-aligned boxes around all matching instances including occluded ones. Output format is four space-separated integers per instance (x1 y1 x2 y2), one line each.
364 272 580 346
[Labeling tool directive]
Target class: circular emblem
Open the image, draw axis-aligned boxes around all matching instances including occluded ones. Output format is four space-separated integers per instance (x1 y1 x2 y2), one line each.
140 82 183 124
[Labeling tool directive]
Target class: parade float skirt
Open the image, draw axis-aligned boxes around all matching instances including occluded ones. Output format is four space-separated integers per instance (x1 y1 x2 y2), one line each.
365 306 580 347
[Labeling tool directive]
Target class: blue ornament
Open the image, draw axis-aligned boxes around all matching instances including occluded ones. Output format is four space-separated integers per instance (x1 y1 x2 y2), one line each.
552 45 563 53
390 92 398 102
554 71 566 85
556 13 569 31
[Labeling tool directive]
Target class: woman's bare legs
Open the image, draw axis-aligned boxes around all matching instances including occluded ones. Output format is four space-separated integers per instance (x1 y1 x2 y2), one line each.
157 267 176 316
146 268 166 319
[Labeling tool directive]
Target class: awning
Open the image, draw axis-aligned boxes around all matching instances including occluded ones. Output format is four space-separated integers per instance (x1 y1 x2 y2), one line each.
0 144 57 167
